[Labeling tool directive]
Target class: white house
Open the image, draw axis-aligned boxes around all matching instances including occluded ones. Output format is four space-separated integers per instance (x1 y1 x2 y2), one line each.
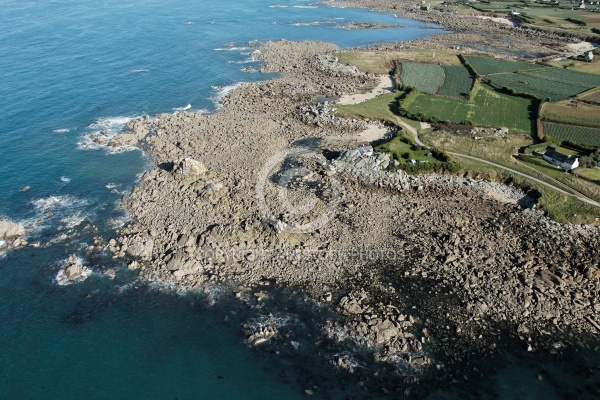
542 148 579 170
586 51 594 62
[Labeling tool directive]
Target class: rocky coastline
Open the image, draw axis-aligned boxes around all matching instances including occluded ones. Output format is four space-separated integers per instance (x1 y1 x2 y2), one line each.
101 26 600 383
331 0 583 58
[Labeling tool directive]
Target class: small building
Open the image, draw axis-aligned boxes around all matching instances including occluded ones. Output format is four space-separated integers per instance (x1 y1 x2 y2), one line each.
585 50 594 62
542 148 579 170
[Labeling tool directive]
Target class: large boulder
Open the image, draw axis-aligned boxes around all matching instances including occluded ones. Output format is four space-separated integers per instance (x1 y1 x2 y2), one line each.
172 158 207 176
124 233 154 260
0 219 24 239
56 255 92 285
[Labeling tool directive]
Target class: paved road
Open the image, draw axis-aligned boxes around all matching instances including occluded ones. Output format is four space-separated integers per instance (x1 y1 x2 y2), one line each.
395 118 600 208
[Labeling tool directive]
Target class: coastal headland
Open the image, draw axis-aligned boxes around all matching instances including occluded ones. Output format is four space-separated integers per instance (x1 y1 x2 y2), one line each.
101 1 600 391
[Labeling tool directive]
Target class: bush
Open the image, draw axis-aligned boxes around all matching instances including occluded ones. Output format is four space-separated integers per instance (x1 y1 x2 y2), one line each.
579 156 596 168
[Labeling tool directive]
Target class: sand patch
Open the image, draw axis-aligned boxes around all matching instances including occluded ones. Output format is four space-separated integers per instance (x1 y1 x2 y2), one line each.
566 41 596 54
337 75 394 105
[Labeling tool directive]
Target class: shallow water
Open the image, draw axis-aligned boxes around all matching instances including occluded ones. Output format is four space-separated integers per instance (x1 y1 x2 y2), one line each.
0 0 598 399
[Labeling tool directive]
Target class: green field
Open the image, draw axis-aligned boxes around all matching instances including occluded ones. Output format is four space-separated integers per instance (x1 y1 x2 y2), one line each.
399 62 445 94
487 73 587 101
402 84 534 132
437 65 474 98
577 168 600 181
543 122 600 147
470 85 534 131
524 69 600 91
464 55 541 75
402 92 470 123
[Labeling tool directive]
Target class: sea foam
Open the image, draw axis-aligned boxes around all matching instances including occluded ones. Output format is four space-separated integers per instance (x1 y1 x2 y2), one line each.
78 115 141 154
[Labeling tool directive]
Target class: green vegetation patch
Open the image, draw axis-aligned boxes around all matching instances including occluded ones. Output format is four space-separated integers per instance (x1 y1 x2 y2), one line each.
402 84 534 132
577 168 600 181
374 135 461 173
399 63 445 94
402 92 470 123
524 69 600 91
437 65 474 98
464 56 541 75
486 73 586 101
543 122 600 147
469 84 534 132
334 92 401 125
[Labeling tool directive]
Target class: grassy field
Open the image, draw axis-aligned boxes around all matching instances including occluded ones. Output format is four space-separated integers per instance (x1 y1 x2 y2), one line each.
469 84 534 131
464 55 541 75
511 6 600 38
402 84 534 132
337 50 461 74
577 168 600 181
402 92 470 123
437 65 474 98
487 73 587 101
399 63 445 94
541 101 600 126
525 69 600 91
374 135 430 161
549 59 600 75
334 92 401 125
543 122 600 147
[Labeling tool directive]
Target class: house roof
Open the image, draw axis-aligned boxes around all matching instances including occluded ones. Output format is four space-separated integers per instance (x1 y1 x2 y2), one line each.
544 149 577 165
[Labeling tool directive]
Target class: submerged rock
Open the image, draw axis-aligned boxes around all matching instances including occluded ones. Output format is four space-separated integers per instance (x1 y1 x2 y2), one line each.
56 255 92 285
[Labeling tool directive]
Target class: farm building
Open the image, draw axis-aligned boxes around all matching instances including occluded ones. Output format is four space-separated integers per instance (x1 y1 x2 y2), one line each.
542 148 580 170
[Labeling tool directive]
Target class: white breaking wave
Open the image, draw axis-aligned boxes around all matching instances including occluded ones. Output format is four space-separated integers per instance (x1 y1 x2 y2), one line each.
108 214 131 229
173 104 192 113
293 5 318 8
51 128 70 134
60 176 71 183
289 21 323 27
29 195 90 232
214 47 251 51
31 195 88 214
60 213 86 229
78 115 141 154
211 82 245 108
55 256 93 286
128 69 150 73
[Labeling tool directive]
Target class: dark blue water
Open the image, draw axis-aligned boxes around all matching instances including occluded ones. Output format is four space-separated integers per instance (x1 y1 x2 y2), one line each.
1 0 598 398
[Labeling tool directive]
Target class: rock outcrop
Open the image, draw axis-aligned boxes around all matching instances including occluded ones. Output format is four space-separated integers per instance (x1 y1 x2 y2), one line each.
0 218 26 251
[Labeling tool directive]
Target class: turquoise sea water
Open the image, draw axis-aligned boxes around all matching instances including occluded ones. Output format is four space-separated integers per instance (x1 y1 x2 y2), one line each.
1 0 599 398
